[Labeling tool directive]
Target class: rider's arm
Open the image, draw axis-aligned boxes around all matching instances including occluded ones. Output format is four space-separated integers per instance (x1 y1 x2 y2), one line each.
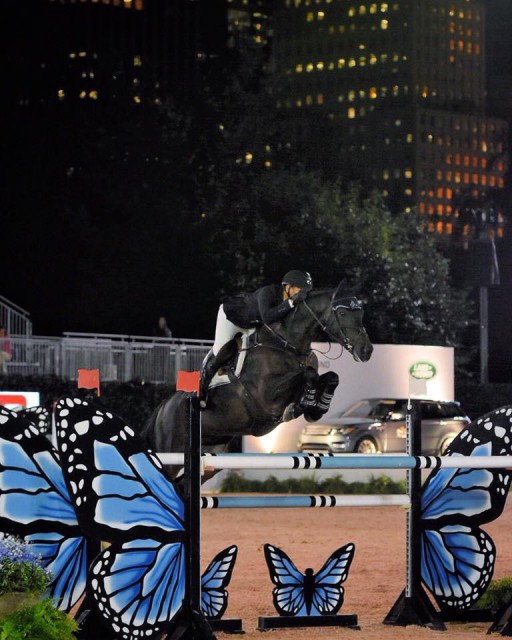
256 285 295 324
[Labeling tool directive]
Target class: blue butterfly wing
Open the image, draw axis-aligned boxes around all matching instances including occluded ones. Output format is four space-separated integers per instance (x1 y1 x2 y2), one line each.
311 542 355 615
0 406 88 610
421 405 512 610
27 532 89 612
421 525 495 609
55 398 185 542
91 539 186 640
201 545 238 619
56 398 187 635
264 543 307 616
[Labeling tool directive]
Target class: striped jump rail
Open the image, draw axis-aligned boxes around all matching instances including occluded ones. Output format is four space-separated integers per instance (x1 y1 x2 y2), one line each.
200 494 410 509
158 452 512 470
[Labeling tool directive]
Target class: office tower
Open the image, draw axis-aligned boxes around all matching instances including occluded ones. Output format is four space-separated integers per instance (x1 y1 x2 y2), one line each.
5 0 226 107
272 0 509 240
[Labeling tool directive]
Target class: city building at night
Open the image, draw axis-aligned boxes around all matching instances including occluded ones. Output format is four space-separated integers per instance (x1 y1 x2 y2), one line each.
271 0 509 240
5 0 227 107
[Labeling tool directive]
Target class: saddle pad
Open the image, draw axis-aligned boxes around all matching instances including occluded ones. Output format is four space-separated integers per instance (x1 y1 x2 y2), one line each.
209 330 254 390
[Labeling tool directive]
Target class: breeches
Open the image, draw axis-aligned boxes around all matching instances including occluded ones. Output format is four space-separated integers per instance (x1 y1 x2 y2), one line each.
213 305 243 355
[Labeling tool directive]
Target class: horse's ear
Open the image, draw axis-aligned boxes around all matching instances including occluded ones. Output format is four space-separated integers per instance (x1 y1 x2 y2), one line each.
333 279 349 299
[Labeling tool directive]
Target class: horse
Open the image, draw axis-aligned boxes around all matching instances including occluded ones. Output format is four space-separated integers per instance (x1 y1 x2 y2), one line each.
143 281 373 475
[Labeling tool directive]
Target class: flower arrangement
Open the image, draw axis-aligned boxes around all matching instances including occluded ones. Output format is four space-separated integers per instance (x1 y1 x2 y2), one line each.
0 535 78 640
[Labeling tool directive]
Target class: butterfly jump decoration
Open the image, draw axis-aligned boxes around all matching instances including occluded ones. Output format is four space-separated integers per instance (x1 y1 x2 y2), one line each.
260 542 358 630
0 405 92 611
419 405 512 612
54 397 237 639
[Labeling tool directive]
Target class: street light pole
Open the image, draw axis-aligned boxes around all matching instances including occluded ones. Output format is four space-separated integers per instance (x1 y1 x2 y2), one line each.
480 285 489 384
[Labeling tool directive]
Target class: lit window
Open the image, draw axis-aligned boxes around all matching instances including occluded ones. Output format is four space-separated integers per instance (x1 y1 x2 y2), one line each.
317 94 324 104
405 169 412 179
383 169 390 179
370 3 377 13
348 58 356 67
265 160 272 168
316 61 324 70
338 58 345 68
89 90 98 100
296 64 303 72
133 95 141 103
392 85 399 96
381 19 388 29
437 188 443 198
369 87 377 99
437 204 444 216
133 55 142 66
405 188 412 196
369 54 377 64
380 3 388 12
79 90 86 99
348 90 356 101
317 11 324 19
406 133 413 143
359 56 366 66
57 89 65 100
348 107 356 118
306 63 314 72
359 89 366 98
245 152 253 164
306 95 313 105
307 11 314 21
348 6 355 16
359 5 366 14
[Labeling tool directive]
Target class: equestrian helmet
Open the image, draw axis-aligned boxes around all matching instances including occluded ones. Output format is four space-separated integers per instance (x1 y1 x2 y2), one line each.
282 270 313 291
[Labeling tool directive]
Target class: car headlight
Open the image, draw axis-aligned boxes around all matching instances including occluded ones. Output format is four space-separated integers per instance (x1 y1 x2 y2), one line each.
330 427 355 435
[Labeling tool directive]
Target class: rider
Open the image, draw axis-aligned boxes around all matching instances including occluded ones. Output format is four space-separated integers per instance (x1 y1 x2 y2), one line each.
199 270 313 407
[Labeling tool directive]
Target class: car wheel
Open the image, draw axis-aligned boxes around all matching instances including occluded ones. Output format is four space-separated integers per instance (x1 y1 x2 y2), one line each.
355 437 379 454
438 435 456 456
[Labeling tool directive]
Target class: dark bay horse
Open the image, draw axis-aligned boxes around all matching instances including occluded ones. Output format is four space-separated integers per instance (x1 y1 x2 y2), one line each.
143 282 373 471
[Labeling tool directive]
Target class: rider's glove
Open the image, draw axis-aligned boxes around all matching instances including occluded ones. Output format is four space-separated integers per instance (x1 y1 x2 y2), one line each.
290 290 307 306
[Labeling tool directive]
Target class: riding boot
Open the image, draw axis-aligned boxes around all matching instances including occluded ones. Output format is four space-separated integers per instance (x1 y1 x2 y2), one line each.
198 339 239 409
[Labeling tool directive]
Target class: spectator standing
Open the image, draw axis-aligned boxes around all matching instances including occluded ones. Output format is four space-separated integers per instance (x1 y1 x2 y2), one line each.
153 316 172 338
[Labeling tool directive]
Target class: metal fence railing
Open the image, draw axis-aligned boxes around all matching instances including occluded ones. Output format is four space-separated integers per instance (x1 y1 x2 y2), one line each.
0 295 32 337
4 333 213 384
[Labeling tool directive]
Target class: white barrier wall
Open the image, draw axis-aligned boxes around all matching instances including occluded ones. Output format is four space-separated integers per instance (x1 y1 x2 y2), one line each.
244 343 454 455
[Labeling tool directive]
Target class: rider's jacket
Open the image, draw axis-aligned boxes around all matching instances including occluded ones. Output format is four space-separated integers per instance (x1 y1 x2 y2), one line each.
222 284 294 328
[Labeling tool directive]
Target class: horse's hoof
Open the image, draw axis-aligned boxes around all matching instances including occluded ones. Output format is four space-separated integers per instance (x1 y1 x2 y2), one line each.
282 403 301 422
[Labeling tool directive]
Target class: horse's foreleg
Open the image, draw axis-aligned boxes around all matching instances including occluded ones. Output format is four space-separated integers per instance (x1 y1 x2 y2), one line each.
303 371 339 422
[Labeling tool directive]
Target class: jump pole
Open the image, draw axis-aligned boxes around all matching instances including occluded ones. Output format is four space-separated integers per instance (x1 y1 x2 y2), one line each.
158 451 512 470
201 495 410 509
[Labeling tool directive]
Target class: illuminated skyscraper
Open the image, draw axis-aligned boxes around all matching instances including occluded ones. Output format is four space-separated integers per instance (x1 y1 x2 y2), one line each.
5 0 226 107
272 0 509 239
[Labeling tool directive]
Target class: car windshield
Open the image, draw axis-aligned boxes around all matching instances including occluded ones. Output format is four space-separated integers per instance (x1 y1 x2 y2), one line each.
342 399 398 420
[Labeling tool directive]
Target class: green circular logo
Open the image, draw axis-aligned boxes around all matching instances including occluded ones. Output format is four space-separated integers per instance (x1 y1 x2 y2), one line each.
409 361 437 380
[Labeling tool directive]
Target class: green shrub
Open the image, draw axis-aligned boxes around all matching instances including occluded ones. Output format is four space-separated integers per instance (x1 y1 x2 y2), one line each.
0 599 78 640
219 472 406 494
475 577 512 611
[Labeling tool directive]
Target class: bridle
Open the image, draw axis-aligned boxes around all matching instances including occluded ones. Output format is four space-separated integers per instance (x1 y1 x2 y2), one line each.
302 295 365 355
258 293 365 358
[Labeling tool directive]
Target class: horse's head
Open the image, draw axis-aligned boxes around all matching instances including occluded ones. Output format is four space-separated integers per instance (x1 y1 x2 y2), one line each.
307 281 373 362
